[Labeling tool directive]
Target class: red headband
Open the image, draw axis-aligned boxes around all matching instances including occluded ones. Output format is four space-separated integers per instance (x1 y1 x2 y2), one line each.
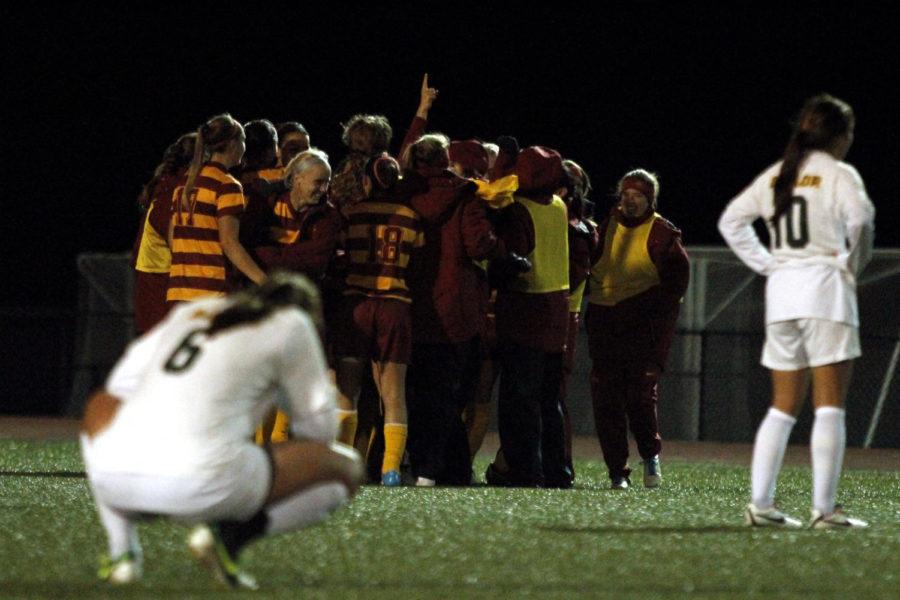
620 176 654 199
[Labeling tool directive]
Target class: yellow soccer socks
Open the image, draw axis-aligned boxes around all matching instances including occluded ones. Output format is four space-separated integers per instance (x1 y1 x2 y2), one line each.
382 422 408 475
255 409 291 445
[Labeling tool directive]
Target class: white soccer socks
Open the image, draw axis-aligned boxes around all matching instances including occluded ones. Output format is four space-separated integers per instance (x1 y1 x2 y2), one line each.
810 406 846 516
750 407 796 509
265 482 349 535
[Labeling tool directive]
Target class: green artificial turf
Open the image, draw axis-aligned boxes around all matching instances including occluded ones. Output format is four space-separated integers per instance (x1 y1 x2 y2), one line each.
1 440 897 599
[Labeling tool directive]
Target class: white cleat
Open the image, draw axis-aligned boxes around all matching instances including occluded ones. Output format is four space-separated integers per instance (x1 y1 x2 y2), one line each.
744 503 803 528
188 525 259 590
415 476 436 487
810 505 869 530
98 553 142 584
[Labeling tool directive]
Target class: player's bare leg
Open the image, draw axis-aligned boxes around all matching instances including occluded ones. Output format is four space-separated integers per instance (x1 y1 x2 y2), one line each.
466 357 496 459
373 360 408 485
335 357 364 445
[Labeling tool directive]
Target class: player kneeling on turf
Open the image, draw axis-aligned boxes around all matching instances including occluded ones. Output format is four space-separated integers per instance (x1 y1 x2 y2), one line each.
80 272 364 588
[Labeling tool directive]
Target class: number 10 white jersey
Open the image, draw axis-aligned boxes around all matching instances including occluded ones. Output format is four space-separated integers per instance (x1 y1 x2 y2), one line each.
719 150 875 325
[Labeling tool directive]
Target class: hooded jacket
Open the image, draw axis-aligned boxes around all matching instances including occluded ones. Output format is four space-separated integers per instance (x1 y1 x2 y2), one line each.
407 166 498 344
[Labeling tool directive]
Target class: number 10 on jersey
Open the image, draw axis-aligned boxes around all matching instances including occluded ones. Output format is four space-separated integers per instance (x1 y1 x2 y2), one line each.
770 195 810 249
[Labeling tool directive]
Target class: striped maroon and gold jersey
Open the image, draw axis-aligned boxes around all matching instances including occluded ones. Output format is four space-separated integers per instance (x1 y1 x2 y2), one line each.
342 199 425 303
271 195 302 245
167 162 246 302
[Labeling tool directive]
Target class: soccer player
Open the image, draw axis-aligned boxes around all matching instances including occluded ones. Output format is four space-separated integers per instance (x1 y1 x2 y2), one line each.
253 149 341 283
276 121 311 167
719 94 875 529
132 132 196 334
80 273 363 588
586 169 689 490
239 119 284 252
167 114 266 303
333 154 425 486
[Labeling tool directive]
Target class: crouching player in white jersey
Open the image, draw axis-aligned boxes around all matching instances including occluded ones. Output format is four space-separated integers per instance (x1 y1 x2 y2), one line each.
79 272 363 588
718 94 875 529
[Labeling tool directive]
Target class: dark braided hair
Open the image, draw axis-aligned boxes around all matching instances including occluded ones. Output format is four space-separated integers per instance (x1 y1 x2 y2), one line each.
206 271 323 337
772 94 854 223
137 132 196 209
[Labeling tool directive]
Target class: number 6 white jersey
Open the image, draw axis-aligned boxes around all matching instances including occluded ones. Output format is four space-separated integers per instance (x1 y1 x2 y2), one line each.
91 297 336 478
718 150 875 326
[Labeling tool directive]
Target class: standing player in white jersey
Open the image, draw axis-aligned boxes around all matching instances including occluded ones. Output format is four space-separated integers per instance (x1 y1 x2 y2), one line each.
79 273 363 588
718 94 875 529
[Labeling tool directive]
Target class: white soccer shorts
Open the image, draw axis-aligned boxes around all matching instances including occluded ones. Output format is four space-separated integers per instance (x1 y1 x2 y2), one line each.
761 318 860 371
83 438 272 523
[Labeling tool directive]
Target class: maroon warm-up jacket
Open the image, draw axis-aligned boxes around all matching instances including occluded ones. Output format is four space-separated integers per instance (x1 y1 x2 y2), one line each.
407 166 498 344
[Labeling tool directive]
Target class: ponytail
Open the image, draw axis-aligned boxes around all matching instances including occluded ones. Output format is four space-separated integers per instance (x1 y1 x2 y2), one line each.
771 94 854 224
207 271 323 337
772 131 810 223
178 126 209 225
178 114 242 225
139 132 196 210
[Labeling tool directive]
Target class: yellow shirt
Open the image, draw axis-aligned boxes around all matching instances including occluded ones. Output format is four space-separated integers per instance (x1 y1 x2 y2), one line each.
589 213 661 306
508 195 569 294
134 205 171 273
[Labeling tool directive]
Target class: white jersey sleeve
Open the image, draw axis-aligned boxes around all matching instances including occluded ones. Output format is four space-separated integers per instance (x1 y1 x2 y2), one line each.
834 164 876 275
718 167 777 276
105 318 171 401
277 312 337 443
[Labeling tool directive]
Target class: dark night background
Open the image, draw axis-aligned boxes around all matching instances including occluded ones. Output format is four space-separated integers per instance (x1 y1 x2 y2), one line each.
3 3 899 311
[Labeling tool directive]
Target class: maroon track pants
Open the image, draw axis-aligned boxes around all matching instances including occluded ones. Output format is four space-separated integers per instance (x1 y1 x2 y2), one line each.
589 362 662 480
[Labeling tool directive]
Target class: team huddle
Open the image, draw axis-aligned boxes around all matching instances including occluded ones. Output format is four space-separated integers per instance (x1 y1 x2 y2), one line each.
81 84 875 587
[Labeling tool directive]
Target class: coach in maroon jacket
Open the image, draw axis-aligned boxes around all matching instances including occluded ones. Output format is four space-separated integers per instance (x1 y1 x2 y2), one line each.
402 133 502 485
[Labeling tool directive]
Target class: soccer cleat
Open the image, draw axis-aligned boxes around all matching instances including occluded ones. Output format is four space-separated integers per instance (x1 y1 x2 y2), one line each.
381 470 402 487
642 456 661 488
744 503 803 528
188 525 259 590
97 551 141 584
610 476 631 490
415 476 436 487
810 505 869 530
